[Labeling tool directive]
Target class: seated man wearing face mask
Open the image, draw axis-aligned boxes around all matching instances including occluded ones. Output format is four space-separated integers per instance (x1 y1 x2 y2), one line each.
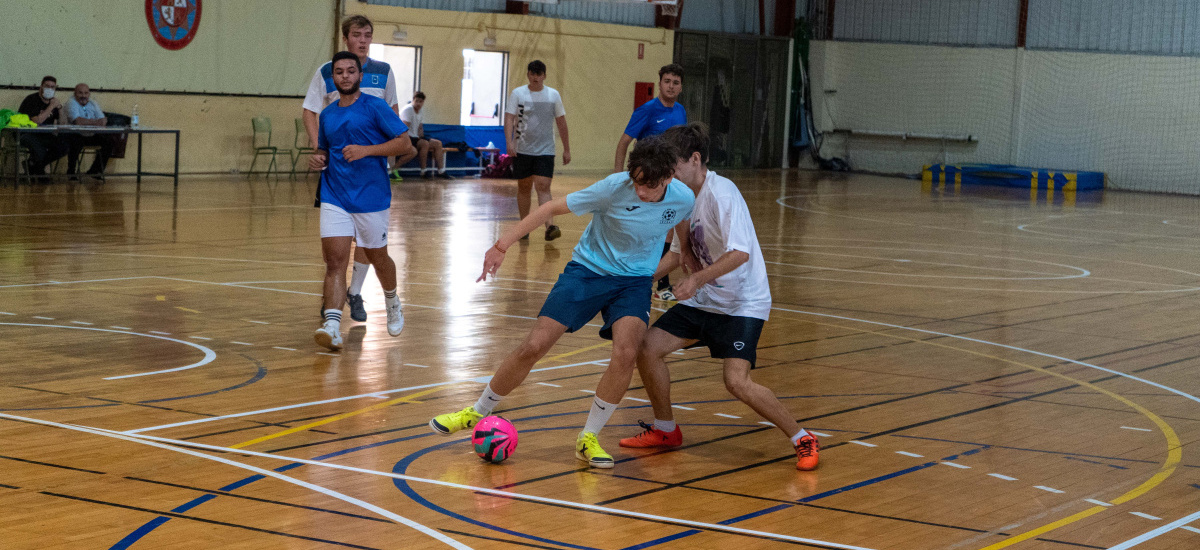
17 75 70 177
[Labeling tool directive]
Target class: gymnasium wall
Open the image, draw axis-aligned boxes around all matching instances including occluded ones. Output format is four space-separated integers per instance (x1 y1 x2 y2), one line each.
808 41 1200 194
346 4 675 174
3 1 670 175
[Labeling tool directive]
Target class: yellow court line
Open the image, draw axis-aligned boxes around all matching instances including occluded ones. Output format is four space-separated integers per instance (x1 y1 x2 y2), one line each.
229 341 613 449
779 316 1182 549
231 387 446 449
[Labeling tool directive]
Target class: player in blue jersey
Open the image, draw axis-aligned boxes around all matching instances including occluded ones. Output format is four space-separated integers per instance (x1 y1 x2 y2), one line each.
429 136 695 469
308 52 415 351
614 64 688 302
303 15 413 325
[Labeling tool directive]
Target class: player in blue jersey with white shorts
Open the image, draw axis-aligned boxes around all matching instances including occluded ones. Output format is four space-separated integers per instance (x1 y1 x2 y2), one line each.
618 123 820 471
308 52 415 351
614 64 688 301
302 15 414 325
429 136 695 468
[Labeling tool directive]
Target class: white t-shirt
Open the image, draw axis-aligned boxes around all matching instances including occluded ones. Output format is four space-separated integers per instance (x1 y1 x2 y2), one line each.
505 85 565 156
671 170 772 320
399 104 422 138
302 57 398 113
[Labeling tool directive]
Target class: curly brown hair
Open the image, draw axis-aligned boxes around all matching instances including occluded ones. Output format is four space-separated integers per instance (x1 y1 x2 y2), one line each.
627 135 678 188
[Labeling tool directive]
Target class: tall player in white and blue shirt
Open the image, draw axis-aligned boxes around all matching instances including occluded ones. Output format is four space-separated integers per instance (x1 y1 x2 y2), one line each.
614 64 688 301
429 136 695 469
302 15 412 325
308 52 414 351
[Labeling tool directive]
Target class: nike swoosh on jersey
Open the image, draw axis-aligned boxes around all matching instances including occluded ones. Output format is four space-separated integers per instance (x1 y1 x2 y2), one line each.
655 119 666 123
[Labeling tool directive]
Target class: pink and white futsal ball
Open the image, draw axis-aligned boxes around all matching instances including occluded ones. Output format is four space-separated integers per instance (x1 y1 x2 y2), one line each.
472 415 519 463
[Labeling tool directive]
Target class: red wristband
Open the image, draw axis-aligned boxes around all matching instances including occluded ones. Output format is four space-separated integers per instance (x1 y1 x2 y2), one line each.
493 242 507 254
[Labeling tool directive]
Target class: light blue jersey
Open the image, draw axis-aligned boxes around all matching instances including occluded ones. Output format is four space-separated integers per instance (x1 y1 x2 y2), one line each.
565 172 695 277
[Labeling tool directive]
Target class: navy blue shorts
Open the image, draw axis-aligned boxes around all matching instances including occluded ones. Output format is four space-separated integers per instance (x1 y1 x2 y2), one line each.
652 304 766 367
539 261 653 340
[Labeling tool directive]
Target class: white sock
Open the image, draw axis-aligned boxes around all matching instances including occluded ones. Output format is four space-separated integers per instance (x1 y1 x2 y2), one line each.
473 385 503 416
654 419 676 432
348 262 370 295
790 428 811 446
322 309 342 326
582 396 618 435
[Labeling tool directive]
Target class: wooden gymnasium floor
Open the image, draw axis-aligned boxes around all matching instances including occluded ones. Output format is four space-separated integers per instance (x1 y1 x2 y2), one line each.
3 170 1200 550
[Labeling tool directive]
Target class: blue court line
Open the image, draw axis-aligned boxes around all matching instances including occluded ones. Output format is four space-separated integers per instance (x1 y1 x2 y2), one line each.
3 364 267 412
619 446 988 550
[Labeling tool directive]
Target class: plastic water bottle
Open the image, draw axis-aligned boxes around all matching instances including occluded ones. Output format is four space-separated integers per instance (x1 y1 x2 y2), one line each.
131 104 140 127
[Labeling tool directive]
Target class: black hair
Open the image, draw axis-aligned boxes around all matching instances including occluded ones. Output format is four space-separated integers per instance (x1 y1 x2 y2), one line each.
527 60 547 75
413 91 426 100
41 76 56 85
661 122 710 165
627 135 678 188
332 51 361 71
659 63 684 81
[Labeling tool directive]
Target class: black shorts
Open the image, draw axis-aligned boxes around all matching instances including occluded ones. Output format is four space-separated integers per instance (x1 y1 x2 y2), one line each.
409 136 424 148
512 154 555 179
652 304 766 367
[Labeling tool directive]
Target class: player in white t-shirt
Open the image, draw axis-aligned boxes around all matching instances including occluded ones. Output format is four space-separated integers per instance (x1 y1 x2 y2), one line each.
504 60 570 242
398 91 450 179
619 122 820 471
300 15 405 325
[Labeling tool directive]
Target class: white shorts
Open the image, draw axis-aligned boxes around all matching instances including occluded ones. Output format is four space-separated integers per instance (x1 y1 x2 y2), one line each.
320 203 389 249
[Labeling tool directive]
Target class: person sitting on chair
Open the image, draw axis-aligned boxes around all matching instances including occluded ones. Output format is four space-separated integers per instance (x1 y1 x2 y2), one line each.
17 76 69 178
65 83 114 179
399 92 451 179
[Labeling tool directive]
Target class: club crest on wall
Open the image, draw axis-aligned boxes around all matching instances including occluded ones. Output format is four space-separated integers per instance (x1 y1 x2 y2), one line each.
145 0 202 51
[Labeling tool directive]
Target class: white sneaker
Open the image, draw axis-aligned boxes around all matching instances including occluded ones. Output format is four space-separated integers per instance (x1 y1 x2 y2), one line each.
386 297 404 336
314 320 343 350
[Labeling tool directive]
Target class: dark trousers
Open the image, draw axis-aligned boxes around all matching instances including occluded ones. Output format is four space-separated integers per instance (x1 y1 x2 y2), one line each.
19 134 68 174
65 133 114 174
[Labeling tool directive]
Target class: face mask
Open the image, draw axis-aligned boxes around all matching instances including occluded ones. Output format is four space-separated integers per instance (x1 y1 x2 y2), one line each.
42 88 55 100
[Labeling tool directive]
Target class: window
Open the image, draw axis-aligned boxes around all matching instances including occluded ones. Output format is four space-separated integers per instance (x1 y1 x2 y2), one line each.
368 44 421 103
460 49 508 126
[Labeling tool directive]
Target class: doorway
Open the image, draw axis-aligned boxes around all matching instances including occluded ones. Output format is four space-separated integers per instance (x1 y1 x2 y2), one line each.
460 49 508 126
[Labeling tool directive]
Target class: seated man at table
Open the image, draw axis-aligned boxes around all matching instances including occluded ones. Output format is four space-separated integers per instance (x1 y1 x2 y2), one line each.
398 92 451 180
65 83 114 178
17 76 69 177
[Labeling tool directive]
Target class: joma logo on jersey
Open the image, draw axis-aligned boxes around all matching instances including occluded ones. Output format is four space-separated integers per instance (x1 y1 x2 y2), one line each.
660 209 677 224
370 75 380 85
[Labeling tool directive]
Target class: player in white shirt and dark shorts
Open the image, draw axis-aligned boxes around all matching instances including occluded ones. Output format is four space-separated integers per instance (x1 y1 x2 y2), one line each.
505 60 571 242
302 15 409 324
619 122 821 471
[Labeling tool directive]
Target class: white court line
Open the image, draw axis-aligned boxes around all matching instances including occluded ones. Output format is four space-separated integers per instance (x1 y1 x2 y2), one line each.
404 363 430 368
0 323 216 380
714 413 741 419
149 330 171 335
32 316 54 320
110 325 131 330
0 311 14 315
1130 512 1162 521
989 474 1017 481
123 359 606 434
849 440 877 447
273 347 298 352
1109 509 1200 549
1084 499 1112 507
244 320 270 325
1181 526 1200 534
1034 486 1064 494
0 413 470 550
941 462 970 469
316 352 339 357
86 423 878 550
230 341 253 346
189 336 212 340
536 382 561 387
809 431 830 437
896 451 924 458
70 321 94 325
623 397 650 403
0 205 309 218
759 421 774 427
1121 426 1153 432
580 389 596 394
671 405 695 411
0 276 158 289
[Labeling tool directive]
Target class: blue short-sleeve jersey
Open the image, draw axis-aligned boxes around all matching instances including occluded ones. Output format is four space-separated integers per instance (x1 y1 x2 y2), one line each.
565 173 695 277
318 94 408 213
623 98 687 140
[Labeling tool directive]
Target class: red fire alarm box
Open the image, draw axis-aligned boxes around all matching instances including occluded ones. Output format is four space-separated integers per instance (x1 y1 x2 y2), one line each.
634 82 654 110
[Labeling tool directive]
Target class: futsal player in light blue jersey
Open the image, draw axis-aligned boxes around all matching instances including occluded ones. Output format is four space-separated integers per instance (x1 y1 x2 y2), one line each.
309 52 414 351
430 136 695 468
614 64 688 302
